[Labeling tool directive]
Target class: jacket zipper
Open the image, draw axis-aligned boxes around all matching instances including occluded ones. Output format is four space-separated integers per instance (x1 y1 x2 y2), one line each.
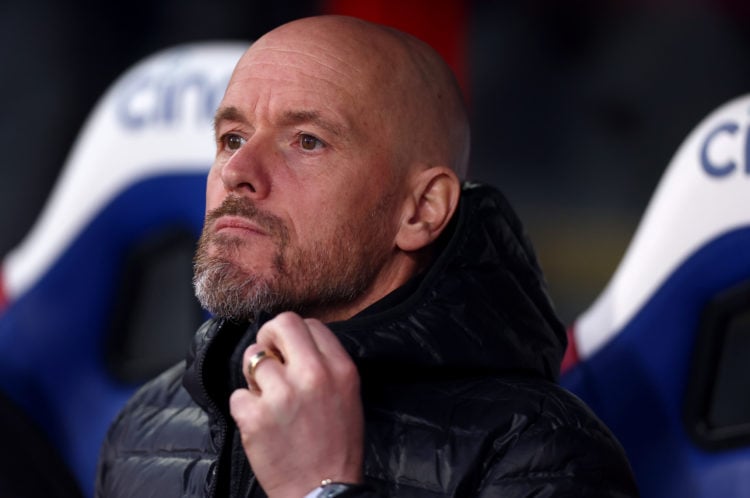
195 321 229 498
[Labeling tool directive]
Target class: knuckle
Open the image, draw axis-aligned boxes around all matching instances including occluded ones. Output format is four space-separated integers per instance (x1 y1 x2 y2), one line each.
274 311 301 327
271 383 294 407
303 317 324 329
335 356 359 382
230 393 260 432
297 364 328 392
257 311 301 341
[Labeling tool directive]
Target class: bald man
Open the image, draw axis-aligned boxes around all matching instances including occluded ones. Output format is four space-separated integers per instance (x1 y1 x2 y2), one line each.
96 16 638 498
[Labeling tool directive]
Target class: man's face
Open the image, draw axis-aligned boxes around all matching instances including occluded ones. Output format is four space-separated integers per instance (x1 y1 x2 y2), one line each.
194 31 406 322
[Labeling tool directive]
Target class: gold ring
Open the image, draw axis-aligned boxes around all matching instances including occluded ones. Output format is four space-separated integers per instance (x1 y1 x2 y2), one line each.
247 349 279 391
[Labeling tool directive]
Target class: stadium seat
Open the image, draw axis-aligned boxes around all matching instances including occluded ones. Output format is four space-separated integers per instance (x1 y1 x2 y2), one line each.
561 94 750 497
0 41 247 496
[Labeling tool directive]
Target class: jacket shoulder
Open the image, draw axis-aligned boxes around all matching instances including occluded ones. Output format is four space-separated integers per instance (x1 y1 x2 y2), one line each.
476 378 639 497
363 376 639 497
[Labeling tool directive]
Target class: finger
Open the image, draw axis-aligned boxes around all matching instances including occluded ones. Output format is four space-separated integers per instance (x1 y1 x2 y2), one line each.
303 318 354 363
242 344 284 394
246 350 278 391
304 318 360 388
229 388 257 437
256 312 323 366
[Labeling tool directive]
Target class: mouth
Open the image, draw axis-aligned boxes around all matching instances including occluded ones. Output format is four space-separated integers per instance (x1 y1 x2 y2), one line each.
212 215 268 237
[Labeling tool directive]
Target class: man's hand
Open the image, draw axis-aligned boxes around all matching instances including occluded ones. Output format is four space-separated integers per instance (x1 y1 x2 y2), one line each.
229 312 364 498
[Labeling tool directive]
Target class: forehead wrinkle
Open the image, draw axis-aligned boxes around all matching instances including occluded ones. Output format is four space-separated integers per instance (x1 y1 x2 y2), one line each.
248 44 365 84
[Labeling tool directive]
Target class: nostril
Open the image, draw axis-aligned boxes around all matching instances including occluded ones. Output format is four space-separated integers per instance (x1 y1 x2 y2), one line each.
219 151 265 196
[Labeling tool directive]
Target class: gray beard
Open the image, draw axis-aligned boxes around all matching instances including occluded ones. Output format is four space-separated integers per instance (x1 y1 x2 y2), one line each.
193 256 277 322
192 193 395 322
192 244 377 322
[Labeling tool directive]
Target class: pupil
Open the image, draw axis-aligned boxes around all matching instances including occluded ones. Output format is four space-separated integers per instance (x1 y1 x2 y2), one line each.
301 136 315 150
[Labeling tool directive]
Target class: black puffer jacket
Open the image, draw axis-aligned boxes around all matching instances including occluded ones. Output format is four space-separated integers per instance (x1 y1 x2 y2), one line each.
96 184 639 497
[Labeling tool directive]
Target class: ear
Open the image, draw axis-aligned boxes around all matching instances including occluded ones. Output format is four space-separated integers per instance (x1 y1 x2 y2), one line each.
396 166 461 252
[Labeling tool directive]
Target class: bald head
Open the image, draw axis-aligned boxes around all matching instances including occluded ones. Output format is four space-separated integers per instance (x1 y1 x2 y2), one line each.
202 15 468 321
242 15 470 179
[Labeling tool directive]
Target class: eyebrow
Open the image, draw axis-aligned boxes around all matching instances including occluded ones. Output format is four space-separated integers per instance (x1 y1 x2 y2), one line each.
213 106 349 141
213 105 246 135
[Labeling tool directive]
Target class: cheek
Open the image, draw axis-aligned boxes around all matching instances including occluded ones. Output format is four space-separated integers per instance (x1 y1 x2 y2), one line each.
285 200 343 251
305 194 383 244
204 168 224 212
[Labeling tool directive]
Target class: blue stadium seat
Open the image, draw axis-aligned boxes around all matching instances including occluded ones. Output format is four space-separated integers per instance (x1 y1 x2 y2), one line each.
562 94 750 497
0 41 247 497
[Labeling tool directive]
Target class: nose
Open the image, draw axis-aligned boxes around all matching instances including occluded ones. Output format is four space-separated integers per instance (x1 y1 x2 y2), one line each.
219 135 271 198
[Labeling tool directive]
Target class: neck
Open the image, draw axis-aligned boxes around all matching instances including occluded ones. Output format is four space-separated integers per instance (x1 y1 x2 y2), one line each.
314 249 429 323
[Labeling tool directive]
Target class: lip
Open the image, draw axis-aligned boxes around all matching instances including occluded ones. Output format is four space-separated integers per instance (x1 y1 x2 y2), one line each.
213 216 268 237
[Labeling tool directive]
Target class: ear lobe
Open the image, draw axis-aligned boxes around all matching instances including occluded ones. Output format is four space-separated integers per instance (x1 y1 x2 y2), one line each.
396 167 460 252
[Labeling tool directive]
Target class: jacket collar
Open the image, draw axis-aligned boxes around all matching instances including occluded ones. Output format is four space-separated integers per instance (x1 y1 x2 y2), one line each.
329 183 566 381
186 182 566 406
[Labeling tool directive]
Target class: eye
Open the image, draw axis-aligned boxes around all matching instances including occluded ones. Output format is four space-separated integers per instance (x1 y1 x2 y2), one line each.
298 133 325 151
222 133 246 152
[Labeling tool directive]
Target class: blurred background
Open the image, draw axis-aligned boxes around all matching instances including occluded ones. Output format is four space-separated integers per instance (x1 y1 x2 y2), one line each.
2 0 750 323
1 1 750 497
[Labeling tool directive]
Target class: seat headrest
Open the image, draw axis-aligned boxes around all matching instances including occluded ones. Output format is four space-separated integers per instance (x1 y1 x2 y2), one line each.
1 41 248 305
574 94 750 359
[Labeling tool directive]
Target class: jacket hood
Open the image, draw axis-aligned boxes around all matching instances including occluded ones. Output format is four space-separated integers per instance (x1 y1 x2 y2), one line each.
330 183 566 381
